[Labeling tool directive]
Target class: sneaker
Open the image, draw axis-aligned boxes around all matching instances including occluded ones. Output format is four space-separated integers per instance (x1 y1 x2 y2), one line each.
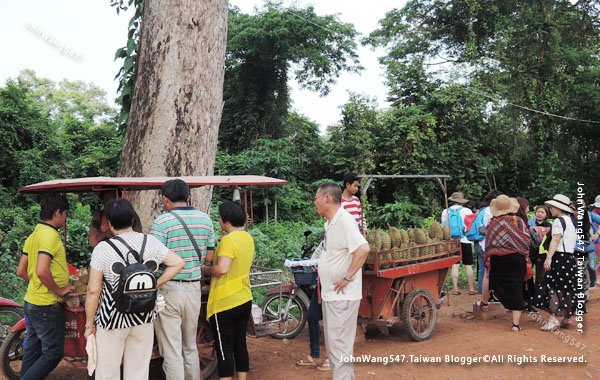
488 292 500 304
541 318 559 332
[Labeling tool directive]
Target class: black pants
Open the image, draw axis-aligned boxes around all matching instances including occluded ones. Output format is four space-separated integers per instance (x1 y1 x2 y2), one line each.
209 300 252 377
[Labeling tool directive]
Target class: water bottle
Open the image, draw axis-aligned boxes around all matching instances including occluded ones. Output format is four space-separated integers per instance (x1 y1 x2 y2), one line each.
251 303 262 324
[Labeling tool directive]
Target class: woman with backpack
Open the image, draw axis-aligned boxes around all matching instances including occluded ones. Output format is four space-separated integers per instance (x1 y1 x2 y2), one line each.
534 194 578 331
441 192 476 295
475 195 531 332
84 199 184 380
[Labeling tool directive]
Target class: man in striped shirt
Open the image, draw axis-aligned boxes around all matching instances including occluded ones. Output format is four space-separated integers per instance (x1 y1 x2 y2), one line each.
341 173 366 236
150 179 215 380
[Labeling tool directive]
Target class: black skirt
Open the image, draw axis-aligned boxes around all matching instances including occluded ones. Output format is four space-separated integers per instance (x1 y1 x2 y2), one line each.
533 252 578 317
489 253 526 311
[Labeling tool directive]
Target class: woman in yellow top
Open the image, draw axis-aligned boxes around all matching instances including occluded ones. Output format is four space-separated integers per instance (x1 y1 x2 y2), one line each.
202 201 254 380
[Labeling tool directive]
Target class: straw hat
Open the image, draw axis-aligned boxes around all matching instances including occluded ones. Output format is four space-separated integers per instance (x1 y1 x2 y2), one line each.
591 195 600 208
448 192 469 204
545 194 573 214
490 195 520 217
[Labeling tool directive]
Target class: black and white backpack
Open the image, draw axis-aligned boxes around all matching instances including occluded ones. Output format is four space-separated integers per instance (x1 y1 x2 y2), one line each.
105 235 158 314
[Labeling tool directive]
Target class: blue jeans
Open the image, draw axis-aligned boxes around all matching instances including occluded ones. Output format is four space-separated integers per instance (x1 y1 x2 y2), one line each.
475 243 485 294
21 302 65 380
307 287 322 359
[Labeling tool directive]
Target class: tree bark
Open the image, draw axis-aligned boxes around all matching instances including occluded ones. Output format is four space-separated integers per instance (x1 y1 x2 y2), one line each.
118 0 227 230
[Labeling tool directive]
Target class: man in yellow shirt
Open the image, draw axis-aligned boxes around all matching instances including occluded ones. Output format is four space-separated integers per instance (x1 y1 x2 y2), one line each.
16 194 74 380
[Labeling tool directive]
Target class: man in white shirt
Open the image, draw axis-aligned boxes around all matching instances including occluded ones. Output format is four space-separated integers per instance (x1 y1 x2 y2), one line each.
314 183 370 380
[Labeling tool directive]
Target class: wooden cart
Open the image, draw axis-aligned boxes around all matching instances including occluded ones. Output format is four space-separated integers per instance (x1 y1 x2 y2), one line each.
359 240 462 341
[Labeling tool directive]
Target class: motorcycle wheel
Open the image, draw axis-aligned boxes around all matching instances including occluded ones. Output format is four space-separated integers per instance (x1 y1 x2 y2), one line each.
0 307 23 347
0 329 25 380
261 293 307 339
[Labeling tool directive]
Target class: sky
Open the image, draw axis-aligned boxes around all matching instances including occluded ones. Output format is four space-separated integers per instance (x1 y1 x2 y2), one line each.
0 0 404 129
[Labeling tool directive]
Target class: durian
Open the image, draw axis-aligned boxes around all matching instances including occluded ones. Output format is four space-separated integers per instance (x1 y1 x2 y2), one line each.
429 221 444 241
380 230 392 250
367 230 382 251
389 227 402 248
414 228 428 245
442 226 451 240
399 229 410 246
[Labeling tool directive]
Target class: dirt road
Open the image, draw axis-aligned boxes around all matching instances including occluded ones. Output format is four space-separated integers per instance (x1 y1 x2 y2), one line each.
7 289 600 379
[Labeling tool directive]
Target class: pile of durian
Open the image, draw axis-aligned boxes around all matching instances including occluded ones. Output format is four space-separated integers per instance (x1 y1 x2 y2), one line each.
365 221 452 270
65 268 90 308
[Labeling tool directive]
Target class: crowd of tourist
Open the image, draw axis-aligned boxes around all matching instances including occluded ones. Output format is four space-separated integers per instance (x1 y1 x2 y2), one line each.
446 190 600 332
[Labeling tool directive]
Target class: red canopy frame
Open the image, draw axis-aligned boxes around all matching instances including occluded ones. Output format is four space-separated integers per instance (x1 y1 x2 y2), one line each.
19 175 287 193
19 175 288 238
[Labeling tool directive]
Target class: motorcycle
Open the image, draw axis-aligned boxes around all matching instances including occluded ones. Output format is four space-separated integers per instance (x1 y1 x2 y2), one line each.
260 230 323 339
0 298 23 347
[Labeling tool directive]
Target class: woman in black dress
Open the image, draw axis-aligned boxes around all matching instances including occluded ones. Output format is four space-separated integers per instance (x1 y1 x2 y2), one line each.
534 194 578 331
476 195 531 331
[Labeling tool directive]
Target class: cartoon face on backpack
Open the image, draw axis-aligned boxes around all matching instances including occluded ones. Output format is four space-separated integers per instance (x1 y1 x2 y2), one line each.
105 236 159 314
111 259 158 291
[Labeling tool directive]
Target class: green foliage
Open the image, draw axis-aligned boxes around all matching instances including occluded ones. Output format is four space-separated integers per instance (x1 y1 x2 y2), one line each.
325 93 378 176
0 203 38 301
66 201 92 269
110 0 142 130
220 4 362 152
366 199 426 229
0 71 122 299
367 0 600 197
249 221 324 269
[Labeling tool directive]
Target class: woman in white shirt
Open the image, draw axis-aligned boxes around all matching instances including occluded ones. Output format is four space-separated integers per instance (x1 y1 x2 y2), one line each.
534 195 578 331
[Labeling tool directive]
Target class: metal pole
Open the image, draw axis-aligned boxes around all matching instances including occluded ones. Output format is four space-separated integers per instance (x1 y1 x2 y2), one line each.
244 189 249 231
250 189 254 225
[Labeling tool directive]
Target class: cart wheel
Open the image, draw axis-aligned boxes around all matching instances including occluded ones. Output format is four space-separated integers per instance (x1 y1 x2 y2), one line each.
149 320 216 380
0 329 25 380
197 319 217 380
401 289 437 342
261 293 307 339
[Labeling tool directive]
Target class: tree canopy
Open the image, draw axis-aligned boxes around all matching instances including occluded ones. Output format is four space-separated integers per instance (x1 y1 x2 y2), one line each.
366 0 600 200
219 4 362 152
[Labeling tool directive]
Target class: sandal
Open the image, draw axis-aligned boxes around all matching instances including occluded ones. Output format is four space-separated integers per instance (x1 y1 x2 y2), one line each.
467 290 478 295
296 355 317 367
452 290 462 295
511 323 522 332
316 359 331 371
474 300 488 311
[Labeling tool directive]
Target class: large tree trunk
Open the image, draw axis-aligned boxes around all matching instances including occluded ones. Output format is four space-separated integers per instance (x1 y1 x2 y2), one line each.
118 0 227 230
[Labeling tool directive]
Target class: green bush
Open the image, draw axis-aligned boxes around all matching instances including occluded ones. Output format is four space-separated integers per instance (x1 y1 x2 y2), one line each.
65 201 92 269
0 202 38 301
249 220 323 268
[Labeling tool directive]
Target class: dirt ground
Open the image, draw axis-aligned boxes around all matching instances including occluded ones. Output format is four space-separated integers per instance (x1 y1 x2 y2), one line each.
6 289 600 380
